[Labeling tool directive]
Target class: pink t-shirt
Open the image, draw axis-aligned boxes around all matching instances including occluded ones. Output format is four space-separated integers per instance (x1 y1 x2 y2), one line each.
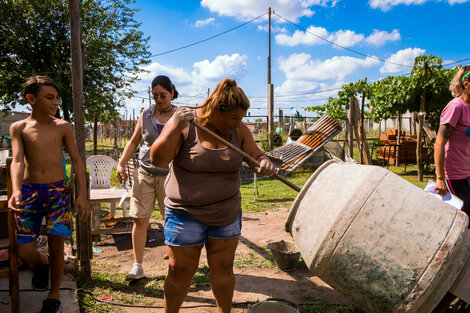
440 97 470 179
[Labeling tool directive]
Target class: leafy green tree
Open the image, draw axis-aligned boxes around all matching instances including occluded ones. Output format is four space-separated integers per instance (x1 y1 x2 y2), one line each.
408 55 455 131
369 75 416 122
306 78 371 120
0 0 150 122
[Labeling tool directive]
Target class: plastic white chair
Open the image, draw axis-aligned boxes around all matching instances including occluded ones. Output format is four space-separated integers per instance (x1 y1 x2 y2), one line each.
86 155 118 189
86 155 131 236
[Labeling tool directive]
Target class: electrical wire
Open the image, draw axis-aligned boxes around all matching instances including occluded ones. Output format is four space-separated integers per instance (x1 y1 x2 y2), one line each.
273 12 413 69
149 12 268 58
74 289 349 310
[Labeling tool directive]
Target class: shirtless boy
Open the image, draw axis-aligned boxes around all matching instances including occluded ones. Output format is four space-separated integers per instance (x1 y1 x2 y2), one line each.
8 76 90 313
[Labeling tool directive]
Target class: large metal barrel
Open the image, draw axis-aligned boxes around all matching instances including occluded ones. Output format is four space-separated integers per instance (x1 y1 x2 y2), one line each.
286 160 470 313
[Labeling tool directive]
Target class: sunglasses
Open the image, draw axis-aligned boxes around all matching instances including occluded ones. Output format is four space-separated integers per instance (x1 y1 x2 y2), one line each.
153 92 169 100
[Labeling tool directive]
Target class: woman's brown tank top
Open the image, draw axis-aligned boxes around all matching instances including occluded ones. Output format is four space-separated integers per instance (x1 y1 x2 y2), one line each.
164 123 243 226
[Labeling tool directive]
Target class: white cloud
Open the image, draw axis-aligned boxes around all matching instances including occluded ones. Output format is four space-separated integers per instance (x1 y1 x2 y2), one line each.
125 54 248 109
192 54 248 82
257 24 287 33
276 26 329 46
194 17 215 28
276 26 400 47
369 0 469 11
200 0 338 22
277 53 380 97
331 30 365 47
380 48 426 73
274 80 344 104
365 29 401 46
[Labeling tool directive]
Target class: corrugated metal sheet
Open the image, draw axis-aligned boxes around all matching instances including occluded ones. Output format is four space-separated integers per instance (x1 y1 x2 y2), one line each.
266 115 342 172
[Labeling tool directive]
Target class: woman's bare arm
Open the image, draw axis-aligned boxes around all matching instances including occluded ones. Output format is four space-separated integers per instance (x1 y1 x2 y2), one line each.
150 108 193 167
434 123 453 195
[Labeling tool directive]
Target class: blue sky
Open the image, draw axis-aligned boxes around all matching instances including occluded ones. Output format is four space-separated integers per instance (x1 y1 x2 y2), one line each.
124 0 470 117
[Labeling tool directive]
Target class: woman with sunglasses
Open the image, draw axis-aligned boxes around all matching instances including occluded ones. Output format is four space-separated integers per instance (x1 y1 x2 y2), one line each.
117 75 178 281
150 78 277 313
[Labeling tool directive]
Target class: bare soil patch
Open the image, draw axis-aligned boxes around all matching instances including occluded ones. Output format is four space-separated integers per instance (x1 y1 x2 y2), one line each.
90 207 350 312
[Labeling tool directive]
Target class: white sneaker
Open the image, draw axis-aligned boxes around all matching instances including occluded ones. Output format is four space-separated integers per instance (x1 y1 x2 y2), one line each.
126 265 145 281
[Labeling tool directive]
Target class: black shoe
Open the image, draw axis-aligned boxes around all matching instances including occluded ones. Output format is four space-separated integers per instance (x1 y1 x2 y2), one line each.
39 298 61 313
32 263 49 291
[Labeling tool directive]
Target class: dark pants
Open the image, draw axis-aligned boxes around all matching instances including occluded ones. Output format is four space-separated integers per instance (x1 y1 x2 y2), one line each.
447 178 470 225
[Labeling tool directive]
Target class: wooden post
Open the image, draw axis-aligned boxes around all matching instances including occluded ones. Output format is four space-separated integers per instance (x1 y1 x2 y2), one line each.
343 120 349 157
396 113 402 167
267 8 274 150
378 120 382 139
93 112 97 155
417 62 428 182
69 0 91 278
347 104 354 159
411 112 417 135
358 99 371 164
7 158 19 313
409 115 412 136
351 97 371 164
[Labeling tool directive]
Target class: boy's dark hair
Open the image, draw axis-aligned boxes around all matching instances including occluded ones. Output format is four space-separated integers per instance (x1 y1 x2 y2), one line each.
151 75 178 99
22 75 59 98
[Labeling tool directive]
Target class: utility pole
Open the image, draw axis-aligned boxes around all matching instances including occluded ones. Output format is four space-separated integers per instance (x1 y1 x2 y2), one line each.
148 87 152 106
267 7 274 150
417 62 428 181
69 0 91 278
207 88 210 98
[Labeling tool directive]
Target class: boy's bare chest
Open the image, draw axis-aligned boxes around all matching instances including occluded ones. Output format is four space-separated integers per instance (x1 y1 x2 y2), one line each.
22 125 63 149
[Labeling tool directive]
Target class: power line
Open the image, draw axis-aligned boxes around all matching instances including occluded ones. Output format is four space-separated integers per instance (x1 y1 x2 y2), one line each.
249 87 342 99
273 12 413 69
442 57 470 67
150 12 268 58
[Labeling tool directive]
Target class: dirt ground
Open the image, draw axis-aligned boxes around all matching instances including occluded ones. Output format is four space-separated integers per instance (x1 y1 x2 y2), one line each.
91 207 350 312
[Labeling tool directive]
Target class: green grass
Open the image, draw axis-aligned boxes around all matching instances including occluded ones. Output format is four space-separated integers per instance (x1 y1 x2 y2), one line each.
76 260 165 313
234 250 274 269
192 264 211 287
240 172 311 212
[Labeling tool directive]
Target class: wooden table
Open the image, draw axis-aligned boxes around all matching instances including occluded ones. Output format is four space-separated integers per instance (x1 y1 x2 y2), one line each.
89 188 133 236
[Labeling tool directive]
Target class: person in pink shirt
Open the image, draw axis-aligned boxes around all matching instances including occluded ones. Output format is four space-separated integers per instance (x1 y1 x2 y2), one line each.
433 64 470 313
434 65 470 218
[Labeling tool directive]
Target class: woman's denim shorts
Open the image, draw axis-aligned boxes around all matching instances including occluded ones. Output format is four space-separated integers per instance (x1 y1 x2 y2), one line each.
164 207 242 247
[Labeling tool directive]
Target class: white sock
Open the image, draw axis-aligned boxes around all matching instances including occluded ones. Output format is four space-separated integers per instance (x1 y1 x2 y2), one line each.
133 263 143 268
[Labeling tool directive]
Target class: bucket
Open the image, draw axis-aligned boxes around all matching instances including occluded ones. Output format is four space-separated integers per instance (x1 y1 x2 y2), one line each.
286 160 470 313
267 240 300 272
247 298 299 313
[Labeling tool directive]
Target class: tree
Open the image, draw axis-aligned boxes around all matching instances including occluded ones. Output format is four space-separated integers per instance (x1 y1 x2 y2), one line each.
0 0 150 122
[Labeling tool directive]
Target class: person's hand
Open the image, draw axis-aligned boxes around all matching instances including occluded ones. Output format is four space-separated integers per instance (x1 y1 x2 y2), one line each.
435 178 448 196
75 195 90 222
173 108 194 129
8 192 22 213
255 156 278 177
116 163 127 184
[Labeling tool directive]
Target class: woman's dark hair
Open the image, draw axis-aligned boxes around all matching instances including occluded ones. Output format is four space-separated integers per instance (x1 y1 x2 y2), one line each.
151 75 178 99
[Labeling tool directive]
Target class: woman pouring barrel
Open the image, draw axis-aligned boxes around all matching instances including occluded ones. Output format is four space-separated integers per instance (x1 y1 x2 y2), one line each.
150 78 277 313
